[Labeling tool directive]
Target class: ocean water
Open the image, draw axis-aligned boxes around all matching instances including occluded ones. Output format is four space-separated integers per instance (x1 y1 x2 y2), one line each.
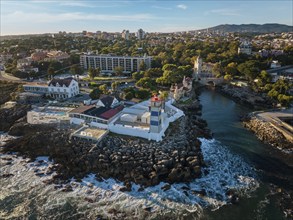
0 89 289 219
0 135 258 219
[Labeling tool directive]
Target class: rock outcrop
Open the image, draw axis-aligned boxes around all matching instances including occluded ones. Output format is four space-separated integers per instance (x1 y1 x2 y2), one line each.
1 80 212 186
218 84 273 109
2 95 210 187
0 81 21 105
243 116 292 152
0 104 31 132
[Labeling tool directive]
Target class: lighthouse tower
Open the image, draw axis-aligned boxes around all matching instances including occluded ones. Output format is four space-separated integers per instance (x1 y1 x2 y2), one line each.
150 95 163 133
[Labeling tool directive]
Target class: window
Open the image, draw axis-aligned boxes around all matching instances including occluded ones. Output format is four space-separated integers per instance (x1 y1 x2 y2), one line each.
151 111 159 116
150 121 158 126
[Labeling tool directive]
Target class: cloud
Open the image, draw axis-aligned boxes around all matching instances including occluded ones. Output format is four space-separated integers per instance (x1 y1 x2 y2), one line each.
59 2 95 8
152 5 172 10
3 11 157 23
177 4 187 10
58 1 123 8
204 9 241 16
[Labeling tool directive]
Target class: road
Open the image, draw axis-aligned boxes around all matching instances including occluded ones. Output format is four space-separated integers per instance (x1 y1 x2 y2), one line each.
0 71 22 82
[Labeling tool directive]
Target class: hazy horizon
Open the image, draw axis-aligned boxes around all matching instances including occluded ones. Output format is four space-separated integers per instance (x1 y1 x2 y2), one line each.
1 0 292 36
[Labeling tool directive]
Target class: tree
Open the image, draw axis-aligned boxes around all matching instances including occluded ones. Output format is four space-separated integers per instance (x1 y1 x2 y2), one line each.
224 74 232 81
237 61 260 81
160 91 169 100
143 68 163 78
255 70 271 89
136 77 155 89
111 81 120 92
125 91 134 100
47 67 55 78
225 62 238 76
89 67 99 79
132 71 144 81
95 67 101 77
135 88 151 99
114 66 124 76
99 84 108 94
159 90 169 110
89 88 101 100
88 67 94 79
212 63 224 77
70 64 83 75
139 60 147 71
156 64 191 85
48 61 62 72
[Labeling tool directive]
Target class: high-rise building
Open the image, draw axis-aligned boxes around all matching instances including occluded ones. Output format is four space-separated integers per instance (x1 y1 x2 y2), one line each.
80 54 152 73
121 30 129 40
136 29 145 40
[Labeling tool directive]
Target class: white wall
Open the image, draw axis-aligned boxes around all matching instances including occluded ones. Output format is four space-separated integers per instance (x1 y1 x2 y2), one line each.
70 117 84 125
48 79 79 98
90 122 108 129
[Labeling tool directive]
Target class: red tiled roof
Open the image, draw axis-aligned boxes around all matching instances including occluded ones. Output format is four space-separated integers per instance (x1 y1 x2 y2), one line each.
99 105 124 120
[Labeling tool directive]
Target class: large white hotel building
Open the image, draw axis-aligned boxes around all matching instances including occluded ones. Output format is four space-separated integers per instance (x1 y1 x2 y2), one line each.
80 54 152 73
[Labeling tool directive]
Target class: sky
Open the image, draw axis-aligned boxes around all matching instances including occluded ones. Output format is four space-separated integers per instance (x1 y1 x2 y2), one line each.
1 0 292 35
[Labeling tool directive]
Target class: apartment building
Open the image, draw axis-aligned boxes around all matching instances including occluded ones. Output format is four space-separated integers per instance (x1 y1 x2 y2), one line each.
80 54 152 73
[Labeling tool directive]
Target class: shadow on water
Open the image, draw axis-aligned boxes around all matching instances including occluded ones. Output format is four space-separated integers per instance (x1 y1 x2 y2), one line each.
199 88 292 220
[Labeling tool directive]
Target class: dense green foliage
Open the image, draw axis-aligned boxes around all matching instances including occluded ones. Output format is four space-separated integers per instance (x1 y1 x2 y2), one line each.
1 32 292 106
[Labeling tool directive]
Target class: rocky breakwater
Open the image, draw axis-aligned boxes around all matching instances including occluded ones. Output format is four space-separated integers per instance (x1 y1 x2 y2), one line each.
218 84 273 109
243 115 292 152
2 99 211 188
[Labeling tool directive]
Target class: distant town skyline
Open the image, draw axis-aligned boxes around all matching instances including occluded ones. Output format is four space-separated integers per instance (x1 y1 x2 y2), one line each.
1 0 292 36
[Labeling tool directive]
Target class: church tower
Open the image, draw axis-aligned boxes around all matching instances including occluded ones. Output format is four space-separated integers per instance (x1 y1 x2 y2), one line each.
150 95 163 133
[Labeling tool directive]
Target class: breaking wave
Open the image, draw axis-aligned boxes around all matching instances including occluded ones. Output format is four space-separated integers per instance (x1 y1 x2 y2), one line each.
0 137 259 219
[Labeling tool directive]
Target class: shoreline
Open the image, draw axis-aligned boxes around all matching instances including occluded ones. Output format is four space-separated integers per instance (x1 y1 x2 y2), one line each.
215 84 273 110
1 86 212 188
1 87 292 219
243 112 293 154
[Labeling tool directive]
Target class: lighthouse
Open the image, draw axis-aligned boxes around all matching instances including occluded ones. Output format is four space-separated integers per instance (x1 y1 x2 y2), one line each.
150 95 163 133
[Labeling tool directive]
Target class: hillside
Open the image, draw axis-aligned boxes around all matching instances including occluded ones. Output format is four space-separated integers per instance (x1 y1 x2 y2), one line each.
200 23 293 33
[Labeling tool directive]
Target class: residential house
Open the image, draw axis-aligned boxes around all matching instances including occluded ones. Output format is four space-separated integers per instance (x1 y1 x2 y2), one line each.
48 78 79 99
23 77 79 100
